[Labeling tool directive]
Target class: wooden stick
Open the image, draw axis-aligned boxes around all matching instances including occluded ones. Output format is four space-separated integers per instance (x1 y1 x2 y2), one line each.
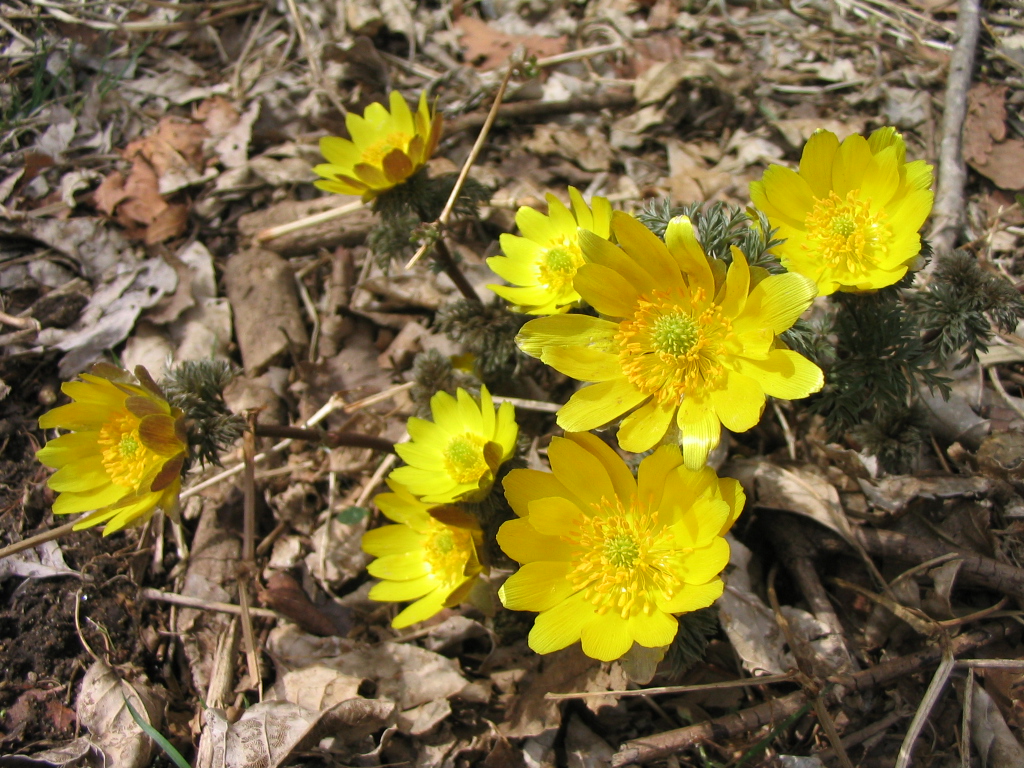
0 520 80 560
612 622 1014 766
928 0 982 258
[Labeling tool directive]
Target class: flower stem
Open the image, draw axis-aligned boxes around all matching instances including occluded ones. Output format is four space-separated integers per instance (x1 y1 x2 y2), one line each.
433 238 481 304
0 519 80 560
252 424 395 453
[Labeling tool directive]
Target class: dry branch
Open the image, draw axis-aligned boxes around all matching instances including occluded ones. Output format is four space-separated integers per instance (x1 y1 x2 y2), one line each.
612 621 1015 766
928 0 983 257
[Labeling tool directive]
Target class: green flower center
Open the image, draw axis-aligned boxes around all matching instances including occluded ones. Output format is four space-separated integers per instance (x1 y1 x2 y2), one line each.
651 312 700 357
804 190 893 274
537 239 584 297
98 413 154 489
604 533 640 568
565 498 683 619
443 434 488 485
544 246 576 273
616 289 732 404
831 216 856 238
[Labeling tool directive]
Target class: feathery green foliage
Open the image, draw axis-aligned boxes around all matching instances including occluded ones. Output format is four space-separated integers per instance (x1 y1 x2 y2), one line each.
664 606 719 677
162 359 246 469
435 299 526 382
813 289 949 437
910 250 1024 367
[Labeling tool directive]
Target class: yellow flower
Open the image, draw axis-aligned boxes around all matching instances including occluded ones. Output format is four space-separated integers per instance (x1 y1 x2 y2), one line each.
313 91 442 201
36 363 188 535
363 481 487 628
487 187 613 314
516 212 823 469
497 432 743 662
391 386 517 503
750 126 934 295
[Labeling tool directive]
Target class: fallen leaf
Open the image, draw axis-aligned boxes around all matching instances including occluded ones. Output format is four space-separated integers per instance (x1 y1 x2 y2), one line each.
964 84 1024 190
454 15 565 71
195 698 394 768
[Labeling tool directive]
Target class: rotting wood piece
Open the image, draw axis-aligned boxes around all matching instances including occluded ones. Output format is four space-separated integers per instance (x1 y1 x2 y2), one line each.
612 621 1017 766
223 247 310 375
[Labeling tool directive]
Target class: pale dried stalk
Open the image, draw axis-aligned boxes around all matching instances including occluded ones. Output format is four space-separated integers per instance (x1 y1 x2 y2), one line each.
139 587 279 618
255 199 365 243
405 59 520 269
896 647 956 768
545 672 797 700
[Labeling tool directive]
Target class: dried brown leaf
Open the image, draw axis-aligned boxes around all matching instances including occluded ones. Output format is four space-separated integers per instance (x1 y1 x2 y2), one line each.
454 16 565 71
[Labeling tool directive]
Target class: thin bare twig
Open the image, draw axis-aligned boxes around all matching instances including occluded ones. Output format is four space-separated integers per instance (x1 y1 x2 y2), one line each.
405 59 520 270
611 622 1015 766
544 673 798 700
139 587 279 619
896 645 956 768
238 414 263 700
928 0 982 258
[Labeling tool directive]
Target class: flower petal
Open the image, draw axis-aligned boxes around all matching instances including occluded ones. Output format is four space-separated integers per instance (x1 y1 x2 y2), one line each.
517 314 618 358
497 516 576 562
566 432 637 505
676 397 722 471
628 610 678 649
499 561 575 611
580 610 634 662
502 469 579 516
370 574 435 602
664 216 715 300
732 350 823 400
656 578 724 614
798 129 840 199
558 379 649 433
547 436 618 509
529 591 596 655
710 370 765 433
393 588 449 628
540 346 622 382
362 525 426 557
618 398 676 453
574 262 640 318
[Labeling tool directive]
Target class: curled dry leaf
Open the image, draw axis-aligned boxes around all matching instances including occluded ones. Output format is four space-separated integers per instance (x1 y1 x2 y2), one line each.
195 698 395 768
454 15 565 70
13 661 165 768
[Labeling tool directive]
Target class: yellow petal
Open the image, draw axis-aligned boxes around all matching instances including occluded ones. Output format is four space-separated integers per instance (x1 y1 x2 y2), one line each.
573 262 640 318
517 205 563 244
612 211 682 288
577 229 658 296
497 516 576 562
368 552 431 580
557 379 649 433
529 591 595 655
319 136 360 166
637 444 683 511
47 455 110 493
710 370 765 433
833 133 872 196
499 561 575 611
580 610 633 662
719 247 750 318
362 525 425 557
527 495 586 535
761 165 815 227
370 574 435 602
732 350 823 400
798 129 840 199
735 272 816 335
676 397 722 471
548 436 618 509
389 90 414 135
541 346 622 382
393 588 448 628
678 537 730 584
456 388 483 434
35 431 101 467
656 578 724 614
717 477 746 535
52 483 127 515
617 398 676 453
502 469 579 516
664 216 715 300
566 432 637 505
628 610 678 649
517 314 618 358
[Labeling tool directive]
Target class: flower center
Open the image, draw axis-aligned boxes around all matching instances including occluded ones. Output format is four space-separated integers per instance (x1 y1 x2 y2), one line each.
803 191 893 275
361 131 412 167
564 497 683 619
443 434 489 484
537 239 584 296
98 412 154 488
651 312 700 356
425 524 474 586
615 288 731 404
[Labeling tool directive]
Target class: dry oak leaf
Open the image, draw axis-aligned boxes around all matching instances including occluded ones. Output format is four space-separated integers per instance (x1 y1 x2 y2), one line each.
454 15 565 70
963 83 1024 191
